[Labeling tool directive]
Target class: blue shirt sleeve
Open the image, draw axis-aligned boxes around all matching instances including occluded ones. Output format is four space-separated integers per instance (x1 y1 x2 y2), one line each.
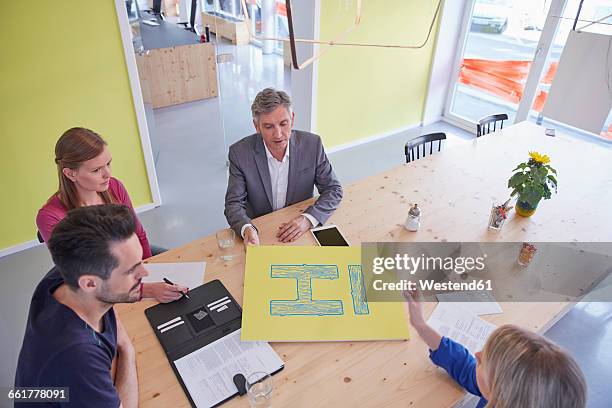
44 345 121 408
429 336 483 398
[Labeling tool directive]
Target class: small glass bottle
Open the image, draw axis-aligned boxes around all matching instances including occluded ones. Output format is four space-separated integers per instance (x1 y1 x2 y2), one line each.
404 204 421 232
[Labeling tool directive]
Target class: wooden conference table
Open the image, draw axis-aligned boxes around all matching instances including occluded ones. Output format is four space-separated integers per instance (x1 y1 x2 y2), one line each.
117 122 612 407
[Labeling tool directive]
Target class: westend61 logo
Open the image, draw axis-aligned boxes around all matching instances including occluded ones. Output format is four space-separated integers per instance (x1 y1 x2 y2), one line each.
372 253 487 275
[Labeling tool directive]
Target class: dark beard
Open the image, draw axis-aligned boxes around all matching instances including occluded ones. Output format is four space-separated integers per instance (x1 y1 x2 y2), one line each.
97 279 141 304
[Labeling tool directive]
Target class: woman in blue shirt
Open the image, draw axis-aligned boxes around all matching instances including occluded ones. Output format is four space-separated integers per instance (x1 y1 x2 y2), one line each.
404 290 587 408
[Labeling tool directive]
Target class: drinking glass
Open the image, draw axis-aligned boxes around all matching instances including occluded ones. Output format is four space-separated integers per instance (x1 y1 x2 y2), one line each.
216 228 235 261
246 372 272 408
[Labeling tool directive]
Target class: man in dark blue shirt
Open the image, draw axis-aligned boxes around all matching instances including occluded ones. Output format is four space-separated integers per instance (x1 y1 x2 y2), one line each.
15 204 148 407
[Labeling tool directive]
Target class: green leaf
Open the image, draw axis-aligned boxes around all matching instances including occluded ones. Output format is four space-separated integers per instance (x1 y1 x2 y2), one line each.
520 184 544 207
508 172 528 189
545 165 557 174
532 167 547 183
512 163 528 172
535 184 546 203
543 184 551 199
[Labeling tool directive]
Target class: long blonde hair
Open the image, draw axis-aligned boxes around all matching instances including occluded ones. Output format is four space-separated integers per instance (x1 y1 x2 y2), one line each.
54 127 115 210
482 325 586 408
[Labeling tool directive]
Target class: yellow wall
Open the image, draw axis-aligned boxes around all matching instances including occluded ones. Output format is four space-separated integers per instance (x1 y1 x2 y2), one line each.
0 1 152 250
316 0 441 147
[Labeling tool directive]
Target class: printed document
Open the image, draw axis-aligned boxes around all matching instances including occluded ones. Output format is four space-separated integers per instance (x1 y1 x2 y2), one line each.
427 303 497 355
174 329 283 407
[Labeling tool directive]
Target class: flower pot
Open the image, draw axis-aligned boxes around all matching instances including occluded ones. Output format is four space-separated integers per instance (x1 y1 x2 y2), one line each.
515 198 539 217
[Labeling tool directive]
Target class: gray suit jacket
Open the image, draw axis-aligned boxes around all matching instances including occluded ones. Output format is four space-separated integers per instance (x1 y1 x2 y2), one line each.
224 130 343 235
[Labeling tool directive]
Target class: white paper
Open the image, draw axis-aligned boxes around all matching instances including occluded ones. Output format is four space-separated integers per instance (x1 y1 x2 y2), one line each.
142 262 206 290
174 329 283 408
436 291 503 316
427 303 497 355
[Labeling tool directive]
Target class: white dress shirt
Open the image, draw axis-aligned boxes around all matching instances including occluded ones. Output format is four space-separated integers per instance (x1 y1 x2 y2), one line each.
241 143 318 238
265 142 290 211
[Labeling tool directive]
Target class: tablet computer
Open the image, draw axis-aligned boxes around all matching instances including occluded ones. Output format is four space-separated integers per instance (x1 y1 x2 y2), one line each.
311 225 350 246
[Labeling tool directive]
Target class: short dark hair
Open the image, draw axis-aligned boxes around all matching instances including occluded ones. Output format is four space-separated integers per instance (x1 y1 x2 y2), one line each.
48 204 137 289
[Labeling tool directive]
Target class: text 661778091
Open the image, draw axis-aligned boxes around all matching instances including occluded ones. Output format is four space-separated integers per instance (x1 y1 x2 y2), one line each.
4 387 69 403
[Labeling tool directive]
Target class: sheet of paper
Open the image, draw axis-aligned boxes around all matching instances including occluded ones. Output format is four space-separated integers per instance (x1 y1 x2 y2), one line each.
427 302 497 355
436 291 503 316
142 262 206 290
174 329 283 408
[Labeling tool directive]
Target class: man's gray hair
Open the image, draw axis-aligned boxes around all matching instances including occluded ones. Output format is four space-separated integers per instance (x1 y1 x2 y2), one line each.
251 88 292 122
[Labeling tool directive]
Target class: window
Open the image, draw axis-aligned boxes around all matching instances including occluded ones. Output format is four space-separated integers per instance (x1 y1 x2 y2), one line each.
446 0 611 141
447 0 553 124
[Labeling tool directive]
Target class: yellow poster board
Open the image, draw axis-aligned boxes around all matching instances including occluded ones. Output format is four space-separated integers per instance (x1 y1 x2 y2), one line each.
241 246 409 341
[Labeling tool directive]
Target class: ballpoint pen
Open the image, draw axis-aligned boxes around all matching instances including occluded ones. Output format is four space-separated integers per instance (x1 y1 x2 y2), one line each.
163 277 190 299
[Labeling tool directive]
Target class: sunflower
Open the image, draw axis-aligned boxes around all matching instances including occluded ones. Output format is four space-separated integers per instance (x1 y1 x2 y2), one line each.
528 151 551 165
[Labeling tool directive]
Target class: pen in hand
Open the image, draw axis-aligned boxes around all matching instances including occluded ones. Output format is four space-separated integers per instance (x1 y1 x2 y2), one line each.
163 278 190 299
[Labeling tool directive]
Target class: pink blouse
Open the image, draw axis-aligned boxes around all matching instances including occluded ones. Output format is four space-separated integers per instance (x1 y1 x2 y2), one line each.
36 177 152 259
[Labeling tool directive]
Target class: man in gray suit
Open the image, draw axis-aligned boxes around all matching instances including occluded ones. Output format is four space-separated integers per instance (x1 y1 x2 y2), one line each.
224 88 343 245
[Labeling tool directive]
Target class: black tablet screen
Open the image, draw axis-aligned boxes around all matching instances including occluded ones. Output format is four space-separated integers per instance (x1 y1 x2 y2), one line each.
312 227 349 246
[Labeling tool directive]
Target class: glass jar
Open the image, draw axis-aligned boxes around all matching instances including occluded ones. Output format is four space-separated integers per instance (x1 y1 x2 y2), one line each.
517 242 537 266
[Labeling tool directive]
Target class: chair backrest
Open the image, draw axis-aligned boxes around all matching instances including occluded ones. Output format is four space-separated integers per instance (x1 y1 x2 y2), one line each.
37 231 44 243
151 0 162 14
404 132 447 163
189 0 198 30
477 113 509 137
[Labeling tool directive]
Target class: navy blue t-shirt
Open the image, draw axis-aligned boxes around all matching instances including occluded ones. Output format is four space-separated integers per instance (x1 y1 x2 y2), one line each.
15 268 120 407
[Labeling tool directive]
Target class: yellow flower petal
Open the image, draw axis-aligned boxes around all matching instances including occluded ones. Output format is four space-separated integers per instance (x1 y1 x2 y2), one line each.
528 151 550 164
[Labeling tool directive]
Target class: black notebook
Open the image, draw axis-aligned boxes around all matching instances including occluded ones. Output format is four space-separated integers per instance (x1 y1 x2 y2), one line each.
145 279 284 407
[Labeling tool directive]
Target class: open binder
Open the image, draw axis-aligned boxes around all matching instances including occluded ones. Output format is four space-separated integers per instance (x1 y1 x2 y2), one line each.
145 279 284 407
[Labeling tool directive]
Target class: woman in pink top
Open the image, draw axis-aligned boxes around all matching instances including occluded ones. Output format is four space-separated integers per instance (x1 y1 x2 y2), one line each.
36 127 187 303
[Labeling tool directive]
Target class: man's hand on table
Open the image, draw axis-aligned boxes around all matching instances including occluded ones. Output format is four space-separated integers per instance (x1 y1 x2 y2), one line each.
277 215 312 243
243 226 260 248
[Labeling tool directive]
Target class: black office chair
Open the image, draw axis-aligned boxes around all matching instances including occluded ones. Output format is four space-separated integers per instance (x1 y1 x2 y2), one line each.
404 132 447 163
476 113 508 137
37 231 44 243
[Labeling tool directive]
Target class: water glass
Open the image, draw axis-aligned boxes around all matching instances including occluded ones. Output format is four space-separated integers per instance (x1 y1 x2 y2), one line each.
216 228 235 261
246 372 272 408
